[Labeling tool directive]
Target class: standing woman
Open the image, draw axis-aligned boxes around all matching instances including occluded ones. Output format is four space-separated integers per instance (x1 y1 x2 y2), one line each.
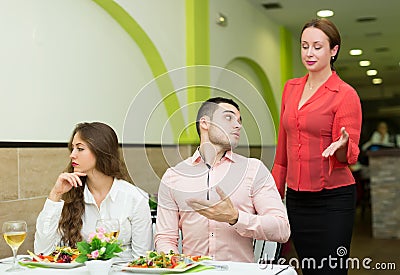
272 18 362 275
34 122 152 260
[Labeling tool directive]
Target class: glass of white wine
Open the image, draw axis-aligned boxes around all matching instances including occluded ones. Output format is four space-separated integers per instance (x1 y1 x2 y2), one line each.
96 219 120 239
2 220 27 272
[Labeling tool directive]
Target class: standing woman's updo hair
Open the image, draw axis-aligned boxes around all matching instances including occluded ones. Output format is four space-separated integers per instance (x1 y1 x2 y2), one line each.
301 18 341 70
58 122 129 247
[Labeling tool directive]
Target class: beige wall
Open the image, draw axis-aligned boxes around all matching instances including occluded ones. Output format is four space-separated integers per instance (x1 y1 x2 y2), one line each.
0 147 69 258
0 145 275 258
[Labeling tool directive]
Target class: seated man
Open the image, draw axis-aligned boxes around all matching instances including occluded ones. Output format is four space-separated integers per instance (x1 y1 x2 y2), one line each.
154 97 290 262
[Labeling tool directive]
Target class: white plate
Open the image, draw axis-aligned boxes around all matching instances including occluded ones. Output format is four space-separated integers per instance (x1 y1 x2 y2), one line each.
19 260 83 269
119 263 199 273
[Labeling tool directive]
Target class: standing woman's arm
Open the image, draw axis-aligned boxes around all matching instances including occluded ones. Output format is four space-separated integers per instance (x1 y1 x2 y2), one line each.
322 87 362 167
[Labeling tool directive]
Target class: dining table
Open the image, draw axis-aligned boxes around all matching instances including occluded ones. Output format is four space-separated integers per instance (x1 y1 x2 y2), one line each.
0 256 297 275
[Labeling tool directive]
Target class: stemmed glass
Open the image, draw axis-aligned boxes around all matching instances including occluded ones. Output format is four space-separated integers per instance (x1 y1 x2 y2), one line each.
2 220 27 272
96 219 120 239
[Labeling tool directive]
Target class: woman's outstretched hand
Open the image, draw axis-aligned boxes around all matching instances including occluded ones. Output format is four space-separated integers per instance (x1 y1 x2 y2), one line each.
322 127 349 158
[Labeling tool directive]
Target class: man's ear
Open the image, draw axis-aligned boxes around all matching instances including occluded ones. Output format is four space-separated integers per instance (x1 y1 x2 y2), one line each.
199 116 210 132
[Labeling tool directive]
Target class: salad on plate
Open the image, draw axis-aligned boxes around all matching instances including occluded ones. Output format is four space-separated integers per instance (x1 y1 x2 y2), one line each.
18 247 83 269
27 246 80 263
128 250 211 269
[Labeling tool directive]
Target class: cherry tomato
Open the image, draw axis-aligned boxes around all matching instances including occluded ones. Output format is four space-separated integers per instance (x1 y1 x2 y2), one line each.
171 256 180 268
191 256 201 261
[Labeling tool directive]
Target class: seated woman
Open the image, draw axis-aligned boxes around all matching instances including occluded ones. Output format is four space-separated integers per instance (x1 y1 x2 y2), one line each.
34 122 152 260
362 121 394 151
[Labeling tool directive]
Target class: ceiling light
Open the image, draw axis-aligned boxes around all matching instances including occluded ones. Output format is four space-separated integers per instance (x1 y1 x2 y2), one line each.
349 49 363 56
375 47 389 53
356 16 377 23
216 13 227 26
262 3 282 9
366 69 378 76
359 60 371 67
372 78 383 84
317 10 334 18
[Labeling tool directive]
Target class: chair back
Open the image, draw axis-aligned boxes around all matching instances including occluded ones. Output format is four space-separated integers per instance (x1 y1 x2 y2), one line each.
253 240 282 264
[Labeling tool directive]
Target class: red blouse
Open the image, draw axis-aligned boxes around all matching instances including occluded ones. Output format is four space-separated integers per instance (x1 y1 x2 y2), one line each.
272 71 362 198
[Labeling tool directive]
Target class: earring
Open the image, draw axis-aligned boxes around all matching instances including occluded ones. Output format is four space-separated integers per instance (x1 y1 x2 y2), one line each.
331 56 335 60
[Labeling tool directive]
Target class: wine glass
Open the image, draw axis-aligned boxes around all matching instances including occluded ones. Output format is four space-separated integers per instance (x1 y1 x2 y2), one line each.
2 220 27 272
96 219 120 239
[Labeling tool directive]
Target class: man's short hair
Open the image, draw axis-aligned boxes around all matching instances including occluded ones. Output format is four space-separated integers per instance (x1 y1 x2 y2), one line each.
195 97 240 137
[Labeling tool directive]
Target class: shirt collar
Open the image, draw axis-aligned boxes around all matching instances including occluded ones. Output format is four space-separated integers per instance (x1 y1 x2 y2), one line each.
293 71 340 93
323 71 340 92
191 147 235 165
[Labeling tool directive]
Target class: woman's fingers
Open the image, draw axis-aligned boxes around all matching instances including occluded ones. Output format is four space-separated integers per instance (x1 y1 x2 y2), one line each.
58 172 86 187
70 172 85 187
322 127 349 158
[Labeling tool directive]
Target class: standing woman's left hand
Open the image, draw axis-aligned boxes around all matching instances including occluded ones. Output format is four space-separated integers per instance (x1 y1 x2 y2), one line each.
322 127 349 158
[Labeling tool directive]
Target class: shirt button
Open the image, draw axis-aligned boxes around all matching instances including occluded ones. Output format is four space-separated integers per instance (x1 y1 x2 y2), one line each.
211 233 214 237
298 144 301 147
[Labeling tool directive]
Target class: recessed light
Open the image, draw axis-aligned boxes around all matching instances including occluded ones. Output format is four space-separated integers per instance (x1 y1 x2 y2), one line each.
372 78 383 84
317 10 334 18
375 47 389 53
349 49 363 56
359 60 371 67
356 16 377 23
366 69 378 76
262 3 282 9
216 13 227 26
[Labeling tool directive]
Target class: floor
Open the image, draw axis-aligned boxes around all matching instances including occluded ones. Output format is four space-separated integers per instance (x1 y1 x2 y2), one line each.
281 206 400 274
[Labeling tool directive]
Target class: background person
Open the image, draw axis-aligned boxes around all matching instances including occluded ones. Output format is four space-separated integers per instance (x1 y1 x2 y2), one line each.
361 121 393 150
34 122 152 260
155 97 290 262
272 18 362 275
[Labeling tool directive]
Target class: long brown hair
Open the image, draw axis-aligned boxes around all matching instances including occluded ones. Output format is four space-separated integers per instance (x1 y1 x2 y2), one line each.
301 18 341 70
58 122 129 247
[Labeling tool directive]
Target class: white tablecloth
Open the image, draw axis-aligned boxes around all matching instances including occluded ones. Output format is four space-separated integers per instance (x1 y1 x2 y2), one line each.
0 258 297 275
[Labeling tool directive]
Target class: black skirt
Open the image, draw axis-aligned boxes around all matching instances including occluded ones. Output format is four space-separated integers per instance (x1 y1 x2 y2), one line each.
286 184 356 275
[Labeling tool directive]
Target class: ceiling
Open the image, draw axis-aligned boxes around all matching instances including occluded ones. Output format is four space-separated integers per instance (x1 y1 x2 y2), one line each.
248 0 400 104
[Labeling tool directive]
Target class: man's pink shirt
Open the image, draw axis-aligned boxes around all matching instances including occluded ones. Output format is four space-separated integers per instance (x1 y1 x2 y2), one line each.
155 150 290 262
